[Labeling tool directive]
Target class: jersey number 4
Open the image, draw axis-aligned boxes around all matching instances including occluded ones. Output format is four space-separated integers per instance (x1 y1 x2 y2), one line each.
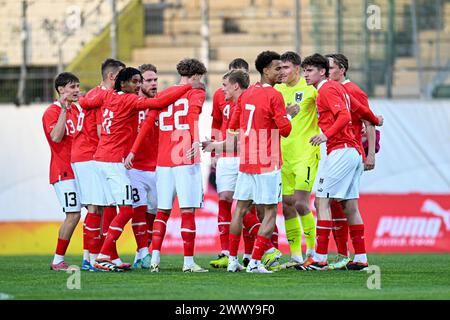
159 98 189 131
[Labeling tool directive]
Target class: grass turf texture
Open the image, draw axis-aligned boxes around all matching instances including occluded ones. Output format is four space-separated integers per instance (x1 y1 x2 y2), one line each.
0 254 449 300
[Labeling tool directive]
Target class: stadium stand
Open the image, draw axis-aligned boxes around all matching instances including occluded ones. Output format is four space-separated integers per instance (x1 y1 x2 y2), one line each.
0 0 449 101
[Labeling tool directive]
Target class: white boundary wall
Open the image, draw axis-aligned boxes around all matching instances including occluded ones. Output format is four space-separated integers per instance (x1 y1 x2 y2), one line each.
0 100 449 221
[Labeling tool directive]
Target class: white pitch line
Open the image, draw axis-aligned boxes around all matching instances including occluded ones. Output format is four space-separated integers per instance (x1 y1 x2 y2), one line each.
0 293 13 300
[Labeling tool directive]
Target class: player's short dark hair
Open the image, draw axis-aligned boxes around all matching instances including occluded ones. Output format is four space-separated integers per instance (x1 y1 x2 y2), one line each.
280 51 301 66
325 53 349 76
255 51 281 74
138 63 158 74
54 72 80 93
228 58 249 71
223 70 250 89
176 58 207 77
114 67 142 92
301 53 330 77
101 58 126 80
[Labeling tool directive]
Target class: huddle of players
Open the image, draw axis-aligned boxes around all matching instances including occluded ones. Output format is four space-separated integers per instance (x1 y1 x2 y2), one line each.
43 50 382 273
204 51 383 273
44 58 208 272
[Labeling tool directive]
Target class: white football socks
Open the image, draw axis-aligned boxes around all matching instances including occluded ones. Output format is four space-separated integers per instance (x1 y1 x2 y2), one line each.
184 256 194 266
52 254 64 265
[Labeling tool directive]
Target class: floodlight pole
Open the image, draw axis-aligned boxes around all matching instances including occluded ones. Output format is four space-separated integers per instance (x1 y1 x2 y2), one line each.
411 0 425 99
201 0 209 89
17 0 28 106
336 0 342 53
294 0 301 54
110 0 118 59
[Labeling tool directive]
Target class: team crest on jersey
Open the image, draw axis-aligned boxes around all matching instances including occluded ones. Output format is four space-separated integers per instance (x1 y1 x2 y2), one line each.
295 91 304 103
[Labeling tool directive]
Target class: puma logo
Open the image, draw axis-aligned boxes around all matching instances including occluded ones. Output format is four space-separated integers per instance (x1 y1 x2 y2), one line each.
421 199 450 231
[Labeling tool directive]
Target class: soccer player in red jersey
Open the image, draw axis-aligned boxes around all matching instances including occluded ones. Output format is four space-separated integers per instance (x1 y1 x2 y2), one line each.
70 59 125 271
301 53 382 271
208 58 262 269
43 72 82 271
126 64 160 269
78 67 193 271
325 53 383 269
125 59 208 273
225 51 299 273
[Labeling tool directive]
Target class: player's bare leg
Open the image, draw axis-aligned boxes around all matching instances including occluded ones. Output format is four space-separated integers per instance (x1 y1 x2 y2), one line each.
59 212 81 240
228 200 252 272
52 212 81 271
341 199 369 270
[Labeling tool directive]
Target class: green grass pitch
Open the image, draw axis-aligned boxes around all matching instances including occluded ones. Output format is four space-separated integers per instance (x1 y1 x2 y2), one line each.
0 254 449 300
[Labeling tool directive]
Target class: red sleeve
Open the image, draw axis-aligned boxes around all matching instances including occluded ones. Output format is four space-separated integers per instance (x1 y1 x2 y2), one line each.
95 108 102 125
43 107 59 135
130 110 158 154
323 87 352 138
349 93 379 125
187 90 206 142
134 84 192 110
211 90 223 140
228 95 242 131
271 91 292 137
78 90 106 110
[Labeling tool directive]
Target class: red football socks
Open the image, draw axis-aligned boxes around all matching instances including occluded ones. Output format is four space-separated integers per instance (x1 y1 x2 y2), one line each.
242 227 255 255
84 212 102 254
229 233 241 257
101 206 117 238
331 201 349 256
99 206 133 257
55 238 70 256
146 213 156 246
151 211 170 252
132 206 149 250
316 220 333 255
252 235 272 261
218 200 232 252
181 211 196 256
349 224 366 254
243 207 260 237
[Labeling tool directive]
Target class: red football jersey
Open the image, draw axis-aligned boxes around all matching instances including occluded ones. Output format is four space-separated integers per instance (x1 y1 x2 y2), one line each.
342 79 378 147
69 86 105 163
131 108 158 171
157 89 206 167
228 83 292 174
78 85 191 163
316 80 361 155
42 102 77 184
211 88 238 157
